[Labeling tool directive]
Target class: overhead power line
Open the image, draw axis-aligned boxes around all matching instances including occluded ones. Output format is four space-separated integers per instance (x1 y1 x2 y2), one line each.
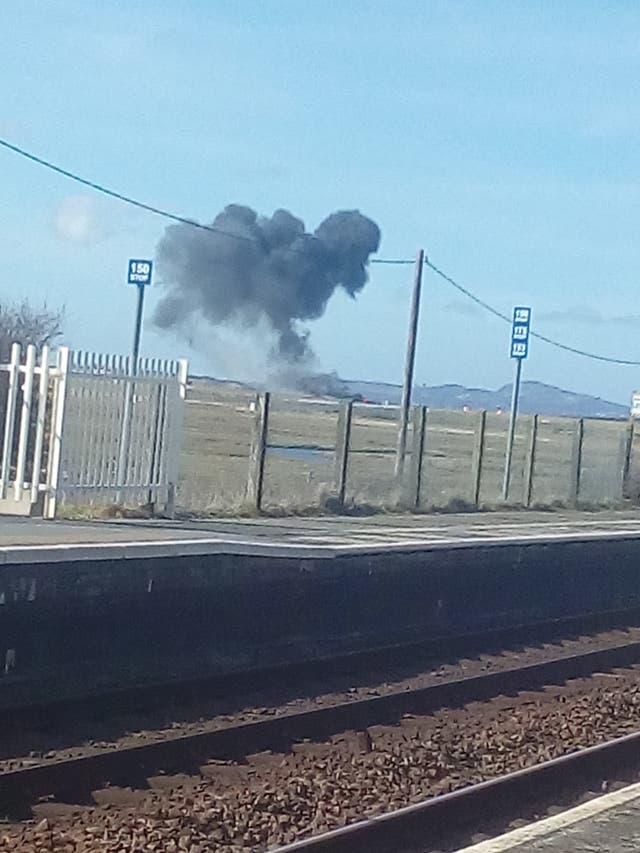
0 138 252 243
423 258 640 366
1 136 638 366
370 258 414 265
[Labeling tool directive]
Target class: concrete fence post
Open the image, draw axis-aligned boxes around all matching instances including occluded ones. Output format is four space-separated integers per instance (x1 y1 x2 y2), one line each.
617 424 631 503
406 405 427 509
524 414 538 508
333 399 353 508
569 418 584 507
470 410 486 508
246 391 270 512
623 418 635 499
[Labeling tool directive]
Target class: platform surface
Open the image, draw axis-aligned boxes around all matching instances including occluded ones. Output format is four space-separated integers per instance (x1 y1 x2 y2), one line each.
456 781 640 852
0 508 639 563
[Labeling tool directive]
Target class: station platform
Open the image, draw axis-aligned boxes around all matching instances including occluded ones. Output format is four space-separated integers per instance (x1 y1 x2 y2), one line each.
2 507 640 562
3 508 640 709
457 781 640 852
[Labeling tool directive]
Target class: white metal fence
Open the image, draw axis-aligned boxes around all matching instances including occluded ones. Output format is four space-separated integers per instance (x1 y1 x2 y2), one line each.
0 343 187 518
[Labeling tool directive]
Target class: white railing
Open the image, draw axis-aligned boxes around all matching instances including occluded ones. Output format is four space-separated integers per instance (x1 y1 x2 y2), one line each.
58 351 188 514
0 343 63 513
0 344 188 518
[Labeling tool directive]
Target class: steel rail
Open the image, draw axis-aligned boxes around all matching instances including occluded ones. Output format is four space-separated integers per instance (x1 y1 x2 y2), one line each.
274 729 640 853
3 636 640 816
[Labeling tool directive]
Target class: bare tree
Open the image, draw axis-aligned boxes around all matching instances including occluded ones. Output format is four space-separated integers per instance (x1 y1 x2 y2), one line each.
0 301 64 361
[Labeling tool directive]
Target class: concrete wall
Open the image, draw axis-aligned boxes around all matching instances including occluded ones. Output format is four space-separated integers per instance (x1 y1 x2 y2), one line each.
1 536 640 708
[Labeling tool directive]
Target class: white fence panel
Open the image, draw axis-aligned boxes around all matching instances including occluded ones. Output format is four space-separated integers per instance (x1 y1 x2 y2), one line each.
0 343 58 515
0 344 187 518
55 351 188 514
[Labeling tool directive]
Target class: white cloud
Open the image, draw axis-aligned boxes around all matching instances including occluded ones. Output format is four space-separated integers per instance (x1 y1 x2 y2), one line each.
538 306 604 325
53 195 103 244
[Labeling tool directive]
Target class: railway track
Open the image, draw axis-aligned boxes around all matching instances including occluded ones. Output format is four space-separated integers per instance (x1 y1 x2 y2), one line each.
274 729 640 853
3 628 640 851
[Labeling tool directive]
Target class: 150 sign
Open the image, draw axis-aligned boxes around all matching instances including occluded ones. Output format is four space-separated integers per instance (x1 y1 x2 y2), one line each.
127 259 153 286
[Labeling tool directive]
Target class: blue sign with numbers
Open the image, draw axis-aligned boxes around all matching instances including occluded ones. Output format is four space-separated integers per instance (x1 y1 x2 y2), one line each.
127 259 153 286
510 306 531 359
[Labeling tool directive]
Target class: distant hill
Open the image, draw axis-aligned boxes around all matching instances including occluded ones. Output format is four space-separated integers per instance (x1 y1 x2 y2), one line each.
190 371 629 420
341 379 628 419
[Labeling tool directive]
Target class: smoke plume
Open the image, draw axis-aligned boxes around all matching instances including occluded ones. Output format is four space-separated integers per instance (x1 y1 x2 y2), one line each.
152 205 381 363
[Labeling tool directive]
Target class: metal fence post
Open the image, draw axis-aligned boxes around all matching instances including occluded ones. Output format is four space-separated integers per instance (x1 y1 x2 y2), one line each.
569 418 584 507
334 399 353 508
524 414 538 508
470 410 486 508
43 347 70 519
246 392 270 512
406 406 427 510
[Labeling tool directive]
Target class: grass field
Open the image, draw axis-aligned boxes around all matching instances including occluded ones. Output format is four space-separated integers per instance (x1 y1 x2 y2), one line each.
177 378 631 515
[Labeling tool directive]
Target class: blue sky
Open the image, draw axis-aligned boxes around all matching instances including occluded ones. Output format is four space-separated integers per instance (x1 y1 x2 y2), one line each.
1 1 640 403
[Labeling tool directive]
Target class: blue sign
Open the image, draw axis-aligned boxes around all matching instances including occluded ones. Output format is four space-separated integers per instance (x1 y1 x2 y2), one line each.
510 306 531 359
127 259 153 286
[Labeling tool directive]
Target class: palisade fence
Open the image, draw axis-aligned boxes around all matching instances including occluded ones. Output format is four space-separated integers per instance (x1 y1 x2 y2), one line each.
0 343 188 518
186 390 634 515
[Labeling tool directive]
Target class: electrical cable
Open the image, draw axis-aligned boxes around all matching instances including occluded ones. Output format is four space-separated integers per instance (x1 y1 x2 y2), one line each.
2 136 638 366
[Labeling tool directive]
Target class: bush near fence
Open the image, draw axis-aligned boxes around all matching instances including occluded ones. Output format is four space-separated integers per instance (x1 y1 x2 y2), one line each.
176 380 635 516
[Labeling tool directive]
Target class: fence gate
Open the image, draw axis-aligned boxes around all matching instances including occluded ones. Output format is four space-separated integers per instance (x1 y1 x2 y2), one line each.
0 343 187 518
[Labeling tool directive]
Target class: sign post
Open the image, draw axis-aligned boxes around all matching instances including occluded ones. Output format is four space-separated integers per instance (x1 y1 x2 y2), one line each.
127 259 153 363
502 306 531 501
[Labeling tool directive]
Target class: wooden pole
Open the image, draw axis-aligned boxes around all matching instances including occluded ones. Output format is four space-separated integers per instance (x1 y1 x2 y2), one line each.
395 249 425 477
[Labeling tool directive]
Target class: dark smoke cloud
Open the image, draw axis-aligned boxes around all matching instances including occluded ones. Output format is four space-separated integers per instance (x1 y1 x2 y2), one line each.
152 205 381 361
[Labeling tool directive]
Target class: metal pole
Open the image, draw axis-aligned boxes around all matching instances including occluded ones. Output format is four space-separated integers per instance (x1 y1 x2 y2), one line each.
395 249 425 477
502 357 523 501
132 283 145 364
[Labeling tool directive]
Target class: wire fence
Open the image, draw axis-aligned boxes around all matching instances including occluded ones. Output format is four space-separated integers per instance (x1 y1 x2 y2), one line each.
175 380 634 516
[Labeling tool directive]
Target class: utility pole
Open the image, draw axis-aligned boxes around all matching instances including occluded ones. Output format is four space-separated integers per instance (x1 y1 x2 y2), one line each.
395 249 425 477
